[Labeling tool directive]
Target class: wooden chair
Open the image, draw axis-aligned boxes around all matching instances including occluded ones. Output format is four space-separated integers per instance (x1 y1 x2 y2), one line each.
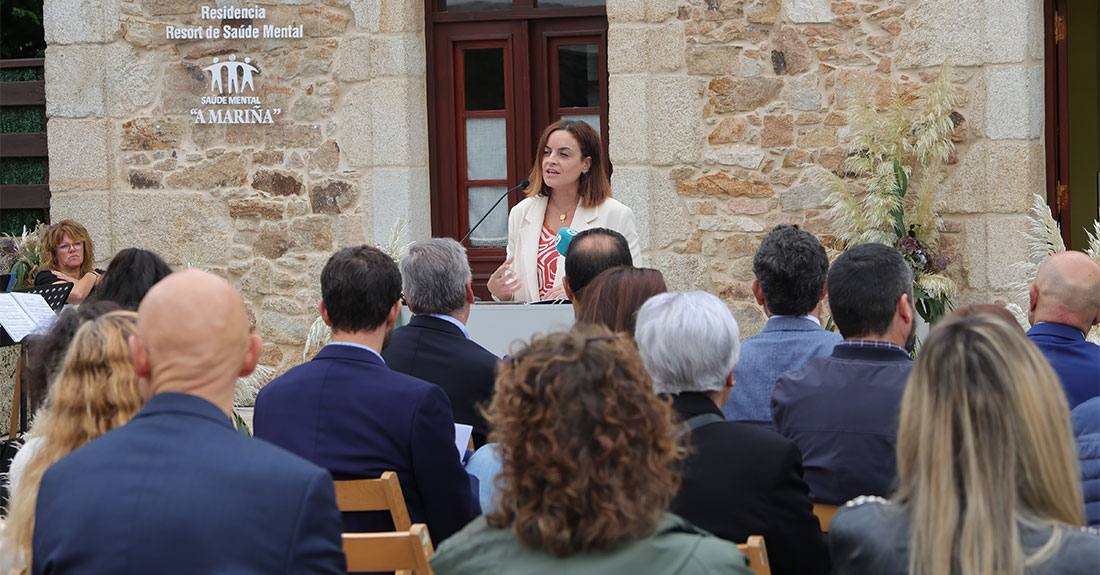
333 471 411 530
343 523 434 575
737 535 771 575
813 503 840 532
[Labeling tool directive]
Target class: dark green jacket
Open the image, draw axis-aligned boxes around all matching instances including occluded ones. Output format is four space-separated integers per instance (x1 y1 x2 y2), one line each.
431 513 753 575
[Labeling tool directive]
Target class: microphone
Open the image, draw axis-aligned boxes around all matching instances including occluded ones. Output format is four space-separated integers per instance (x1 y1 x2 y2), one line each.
554 227 579 256
460 180 530 245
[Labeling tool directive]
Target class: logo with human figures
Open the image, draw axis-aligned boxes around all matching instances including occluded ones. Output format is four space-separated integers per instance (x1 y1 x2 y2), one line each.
202 54 258 94
191 54 281 125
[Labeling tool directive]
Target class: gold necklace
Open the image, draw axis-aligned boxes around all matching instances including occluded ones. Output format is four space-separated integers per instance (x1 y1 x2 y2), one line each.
551 200 576 223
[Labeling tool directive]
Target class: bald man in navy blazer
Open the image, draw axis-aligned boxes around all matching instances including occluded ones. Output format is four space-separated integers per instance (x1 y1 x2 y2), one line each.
33 270 345 575
255 246 480 545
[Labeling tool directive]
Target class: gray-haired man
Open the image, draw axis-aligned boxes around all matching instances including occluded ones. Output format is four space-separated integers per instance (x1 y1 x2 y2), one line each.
382 238 500 448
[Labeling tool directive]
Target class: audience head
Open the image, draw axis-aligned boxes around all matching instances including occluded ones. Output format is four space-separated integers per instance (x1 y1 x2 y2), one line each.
575 266 667 336
486 324 683 557
527 119 610 208
895 312 1083 575
85 248 173 310
828 243 914 348
949 304 1025 332
563 227 633 300
320 245 403 334
6 310 142 563
635 291 740 397
39 220 95 276
23 300 123 416
130 270 261 411
400 238 472 317
1029 251 1100 334
752 224 829 316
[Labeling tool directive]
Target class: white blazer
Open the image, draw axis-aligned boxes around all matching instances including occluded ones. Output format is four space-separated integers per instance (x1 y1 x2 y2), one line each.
504 194 641 302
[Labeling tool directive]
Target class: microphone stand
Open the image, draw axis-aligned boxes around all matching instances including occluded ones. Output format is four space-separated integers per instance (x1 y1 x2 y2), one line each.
460 180 530 245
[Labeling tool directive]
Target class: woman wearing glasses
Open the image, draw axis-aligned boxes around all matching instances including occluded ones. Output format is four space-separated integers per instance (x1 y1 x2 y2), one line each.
34 220 102 303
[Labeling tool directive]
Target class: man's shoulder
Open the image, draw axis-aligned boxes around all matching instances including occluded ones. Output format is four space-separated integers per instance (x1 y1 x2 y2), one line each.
697 420 797 462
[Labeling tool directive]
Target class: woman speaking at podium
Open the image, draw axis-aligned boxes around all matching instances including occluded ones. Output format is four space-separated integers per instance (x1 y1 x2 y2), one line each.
486 120 640 302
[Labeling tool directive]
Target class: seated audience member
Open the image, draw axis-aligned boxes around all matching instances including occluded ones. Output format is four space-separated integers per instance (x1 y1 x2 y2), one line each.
254 246 479 544
635 291 830 575
383 238 499 448
830 312 1099 575
1073 397 1100 527
2 311 141 572
562 227 633 309
21 301 122 417
33 220 101 303
575 266 666 336
85 247 173 310
1027 251 1100 408
723 224 840 428
772 242 915 504
431 325 753 575
31 270 345 574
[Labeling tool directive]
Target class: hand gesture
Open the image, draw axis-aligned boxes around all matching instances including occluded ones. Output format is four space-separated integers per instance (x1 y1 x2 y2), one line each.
487 257 522 301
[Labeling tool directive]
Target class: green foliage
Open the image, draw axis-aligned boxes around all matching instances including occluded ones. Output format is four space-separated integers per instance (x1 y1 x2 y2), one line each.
0 106 45 133
1 0 46 59
0 67 41 82
0 208 46 237
1 157 47 185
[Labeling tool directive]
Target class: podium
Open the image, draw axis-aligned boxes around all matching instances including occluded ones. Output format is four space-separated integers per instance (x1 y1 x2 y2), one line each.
399 302 575 358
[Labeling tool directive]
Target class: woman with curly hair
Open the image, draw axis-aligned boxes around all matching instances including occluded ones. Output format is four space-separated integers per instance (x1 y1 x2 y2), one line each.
432 324 751 575
830 311 1099 575
33 220 102 303
2 311 144 571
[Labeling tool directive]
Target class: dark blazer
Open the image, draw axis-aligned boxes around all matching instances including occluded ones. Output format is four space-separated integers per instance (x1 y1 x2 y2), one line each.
724 316 842 429
772 344 912 504
670 393 830 575
253 344 480 544
1028 322 1100 409
382 314 499 448
33 393 345 575
830 497 1100 575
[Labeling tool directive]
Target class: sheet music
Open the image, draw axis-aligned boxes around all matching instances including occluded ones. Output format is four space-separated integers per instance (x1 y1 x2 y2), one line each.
0 293 35 341
12 292 60 334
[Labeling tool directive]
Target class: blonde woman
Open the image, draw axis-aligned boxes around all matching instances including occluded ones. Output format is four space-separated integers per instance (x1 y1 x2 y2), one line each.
2 311 142 571
829 311 1100 575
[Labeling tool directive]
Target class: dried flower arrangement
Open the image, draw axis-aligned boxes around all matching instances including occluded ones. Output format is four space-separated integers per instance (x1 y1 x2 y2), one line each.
0 222 46 289
806 63 961 325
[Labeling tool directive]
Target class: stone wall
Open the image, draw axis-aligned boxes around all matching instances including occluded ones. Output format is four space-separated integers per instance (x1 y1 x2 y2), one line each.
43 0 429 397
605 0 1046 336
42 0 1048 402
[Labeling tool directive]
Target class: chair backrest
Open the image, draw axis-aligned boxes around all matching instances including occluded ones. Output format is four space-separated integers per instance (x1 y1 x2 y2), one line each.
334 471 412 530
343 523 434 575
813 503 840 532
737 535 771 575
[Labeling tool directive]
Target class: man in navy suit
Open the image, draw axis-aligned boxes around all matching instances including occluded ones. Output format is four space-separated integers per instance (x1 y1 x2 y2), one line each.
1027 251 1100 409
254 245 479 545
383 238 499 448
33 270 345 575
722 224 841 429
772 243 915 504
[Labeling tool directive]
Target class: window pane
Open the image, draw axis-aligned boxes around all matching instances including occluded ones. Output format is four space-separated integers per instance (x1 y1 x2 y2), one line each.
438 0 513 11
558 44 598 109
466 117 508 181
464 48 506 111
467 186 509 248
538 0 605 8
559 114 600 138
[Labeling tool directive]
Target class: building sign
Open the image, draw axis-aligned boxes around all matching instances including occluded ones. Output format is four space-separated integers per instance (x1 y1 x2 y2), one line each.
169 5 292 125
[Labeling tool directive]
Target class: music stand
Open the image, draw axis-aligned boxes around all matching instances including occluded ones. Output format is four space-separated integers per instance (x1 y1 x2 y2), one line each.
0 274 13 293
1 282 72 438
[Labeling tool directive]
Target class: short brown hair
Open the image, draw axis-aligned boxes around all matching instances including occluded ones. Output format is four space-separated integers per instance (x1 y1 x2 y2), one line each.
576 266 668 336
526 119 610 208
485 324 684 557
39 220 95 277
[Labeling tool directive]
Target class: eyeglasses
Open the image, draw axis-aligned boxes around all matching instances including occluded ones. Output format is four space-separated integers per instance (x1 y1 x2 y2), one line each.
58 242 84 252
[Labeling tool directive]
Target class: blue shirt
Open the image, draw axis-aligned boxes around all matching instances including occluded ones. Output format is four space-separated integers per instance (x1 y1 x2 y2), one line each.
326 341 385 363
